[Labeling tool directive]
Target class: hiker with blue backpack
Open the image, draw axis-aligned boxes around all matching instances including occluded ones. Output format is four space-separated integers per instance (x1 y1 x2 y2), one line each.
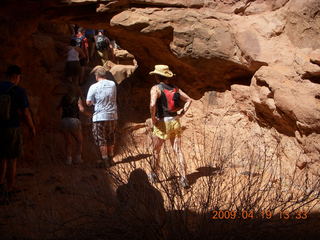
94 30 113 67
149 65 192 189
0 65 36 199
72 27 89 85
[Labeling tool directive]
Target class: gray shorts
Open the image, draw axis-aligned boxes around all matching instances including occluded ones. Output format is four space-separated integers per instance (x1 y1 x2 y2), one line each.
61 118 81 132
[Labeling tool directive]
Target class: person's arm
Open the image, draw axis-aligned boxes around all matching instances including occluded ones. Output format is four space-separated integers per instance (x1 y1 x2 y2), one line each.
177 88 192 116
78 97 92 117
76 46 86 59
86 86 95 107
106 37 112 49
83 38 89 62
78 98 85 112
23 108 36 136
150 86 160 125
19 89 36 136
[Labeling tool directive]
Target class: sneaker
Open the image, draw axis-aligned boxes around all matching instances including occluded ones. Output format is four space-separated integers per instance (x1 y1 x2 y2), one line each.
66 156 72 165
180 177 190 189
148 172 158 184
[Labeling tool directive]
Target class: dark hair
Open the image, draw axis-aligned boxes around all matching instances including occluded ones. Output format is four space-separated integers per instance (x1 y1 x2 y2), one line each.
155 74 168 83
70 39 77 46
5 65 22 77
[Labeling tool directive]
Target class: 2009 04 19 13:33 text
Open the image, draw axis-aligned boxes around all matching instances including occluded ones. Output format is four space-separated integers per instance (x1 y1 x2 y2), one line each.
211 210 308 220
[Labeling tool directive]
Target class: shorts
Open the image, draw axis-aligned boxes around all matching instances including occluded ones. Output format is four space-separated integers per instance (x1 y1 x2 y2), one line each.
65 61 81 77
92 120 117 146
0 127 23 159
79 58 87 67
61 118 81 132
153 118 182 140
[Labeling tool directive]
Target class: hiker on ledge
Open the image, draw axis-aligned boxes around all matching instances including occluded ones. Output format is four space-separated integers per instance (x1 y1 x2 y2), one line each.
72 27 89 85
0 65 36 197
94 30 113 67
149 65 192 189
65 39 85 85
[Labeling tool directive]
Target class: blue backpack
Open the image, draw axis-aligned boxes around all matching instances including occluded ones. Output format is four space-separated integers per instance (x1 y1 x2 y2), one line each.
72 35 85 48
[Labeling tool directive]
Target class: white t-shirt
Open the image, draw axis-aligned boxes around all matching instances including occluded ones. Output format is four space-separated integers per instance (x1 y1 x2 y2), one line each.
86 79 118 122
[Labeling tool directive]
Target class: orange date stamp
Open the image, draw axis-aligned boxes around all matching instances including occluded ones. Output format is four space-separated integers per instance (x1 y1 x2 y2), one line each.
211 210 308 220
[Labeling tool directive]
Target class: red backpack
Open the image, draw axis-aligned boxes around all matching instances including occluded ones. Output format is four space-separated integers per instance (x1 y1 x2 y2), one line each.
158 83 180 112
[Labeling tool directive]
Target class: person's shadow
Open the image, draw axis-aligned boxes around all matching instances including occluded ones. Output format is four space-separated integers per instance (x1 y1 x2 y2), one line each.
116 168 166 239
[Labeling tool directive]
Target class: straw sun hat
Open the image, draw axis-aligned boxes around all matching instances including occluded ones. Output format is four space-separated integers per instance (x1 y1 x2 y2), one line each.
149 65 174 78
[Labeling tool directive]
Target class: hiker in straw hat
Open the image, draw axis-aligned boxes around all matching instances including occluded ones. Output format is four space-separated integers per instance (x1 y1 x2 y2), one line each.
149 64 192 188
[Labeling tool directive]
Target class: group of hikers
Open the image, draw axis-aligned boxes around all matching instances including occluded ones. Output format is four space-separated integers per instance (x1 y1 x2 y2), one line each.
65 26 116 85
0 26 193 203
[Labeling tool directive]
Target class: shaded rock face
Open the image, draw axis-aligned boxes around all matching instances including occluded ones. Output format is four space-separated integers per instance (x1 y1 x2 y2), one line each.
1 0 320 163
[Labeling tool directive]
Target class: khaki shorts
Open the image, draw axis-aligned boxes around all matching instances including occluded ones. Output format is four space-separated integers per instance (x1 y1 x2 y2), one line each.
152 119 182 140
0 127 23 159
92 120 117 146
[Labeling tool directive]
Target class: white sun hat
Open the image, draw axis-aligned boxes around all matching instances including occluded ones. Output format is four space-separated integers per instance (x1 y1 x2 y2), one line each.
149 64 174 78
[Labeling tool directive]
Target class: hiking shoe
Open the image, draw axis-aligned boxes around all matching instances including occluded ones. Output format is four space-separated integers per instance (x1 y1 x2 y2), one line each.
179 177 190 189
148 172 158 184
66 156 72 165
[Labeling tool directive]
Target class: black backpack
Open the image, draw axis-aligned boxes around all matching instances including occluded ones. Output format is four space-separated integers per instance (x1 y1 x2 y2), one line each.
96 35 108 51
0 85 15 121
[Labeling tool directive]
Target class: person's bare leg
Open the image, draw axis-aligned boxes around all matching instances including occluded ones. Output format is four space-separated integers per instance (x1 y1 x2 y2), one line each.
99 145 108 159
151 136 164 176
64 132 72 165
70 128 83 163
170 136 188 187
6 158 17 192
98 145 115 168
80 66 85 85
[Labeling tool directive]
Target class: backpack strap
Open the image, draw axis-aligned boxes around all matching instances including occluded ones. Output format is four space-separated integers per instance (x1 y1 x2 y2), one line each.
158 82 177 92
157 83 164 91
